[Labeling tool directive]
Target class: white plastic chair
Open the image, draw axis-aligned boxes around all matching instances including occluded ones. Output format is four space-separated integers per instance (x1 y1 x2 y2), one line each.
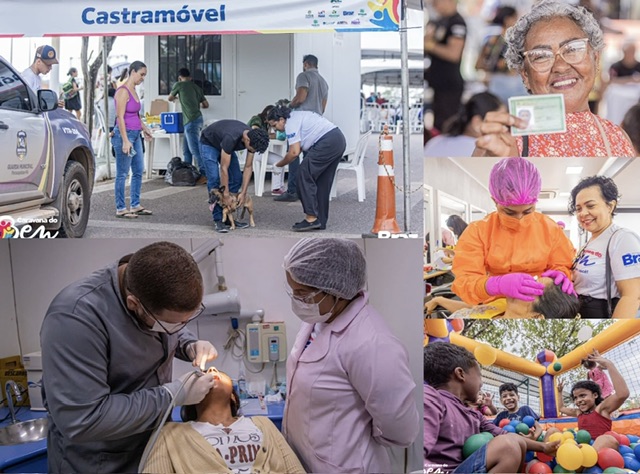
330 130 371 202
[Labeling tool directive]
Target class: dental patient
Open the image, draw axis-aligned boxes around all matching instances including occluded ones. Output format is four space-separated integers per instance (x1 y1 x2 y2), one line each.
142 369 305 473
427 277 580 319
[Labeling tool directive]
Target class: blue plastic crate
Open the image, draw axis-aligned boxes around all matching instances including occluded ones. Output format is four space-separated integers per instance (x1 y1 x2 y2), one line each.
160 112 184 133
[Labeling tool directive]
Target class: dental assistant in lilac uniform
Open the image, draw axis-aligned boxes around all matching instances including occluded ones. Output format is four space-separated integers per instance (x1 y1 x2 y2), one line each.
282 238 420 474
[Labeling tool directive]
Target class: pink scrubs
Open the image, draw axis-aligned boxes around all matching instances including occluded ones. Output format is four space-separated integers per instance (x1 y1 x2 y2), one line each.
283 292 420 473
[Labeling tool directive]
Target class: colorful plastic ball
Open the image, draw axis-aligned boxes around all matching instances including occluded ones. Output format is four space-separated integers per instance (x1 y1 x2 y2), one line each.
601 468 627 473
618 435 630 447
634 444 640 460
598 448 625 470
562 431 576 441
517 423 532 435
577 430 592 444
557 443 584 471
553 464 574 473
618 446 634 457
462 433 493 459
529 461 553 473
503 424 516 433
523 415 536 428
553 362 563 371
562 439 578 446
537 434 545 442
525 451 536 463
499 419 510 428
579 444 598 468
583 467 604 474
474 344 498 366
510 419 520 427
549 432 564 443
538 452 554 463
627 435 639 444
622 454 640 471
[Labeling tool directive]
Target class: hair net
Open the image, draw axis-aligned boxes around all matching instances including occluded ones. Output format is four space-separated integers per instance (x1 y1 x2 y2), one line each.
283 238 367 300
488 157 541 206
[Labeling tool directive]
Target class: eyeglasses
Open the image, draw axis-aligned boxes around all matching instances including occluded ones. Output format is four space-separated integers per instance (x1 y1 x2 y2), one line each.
523 38 590 73
284 284 323 304
130 290 205 335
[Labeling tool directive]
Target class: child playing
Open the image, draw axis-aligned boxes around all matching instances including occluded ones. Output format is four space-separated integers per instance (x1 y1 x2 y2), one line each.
466 391 498 417
424 342 559 473
493 383 544 440
555 349 629 452
582 352 614 398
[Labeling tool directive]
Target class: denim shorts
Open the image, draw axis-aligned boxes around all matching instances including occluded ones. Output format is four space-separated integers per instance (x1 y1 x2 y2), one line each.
452 443 488 474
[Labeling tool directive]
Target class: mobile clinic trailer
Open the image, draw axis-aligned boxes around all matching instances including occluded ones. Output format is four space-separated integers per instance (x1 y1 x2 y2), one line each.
2 0 419 233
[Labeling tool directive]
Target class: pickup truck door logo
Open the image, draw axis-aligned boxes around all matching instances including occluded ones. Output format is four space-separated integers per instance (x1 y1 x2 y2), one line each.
16 130 27 160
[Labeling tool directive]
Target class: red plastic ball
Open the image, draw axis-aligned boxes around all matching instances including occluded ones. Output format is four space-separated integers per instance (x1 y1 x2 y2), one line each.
529 462 553 474
529 461 553 473
499 419 510 428
597 447 625 469
537 452 554 463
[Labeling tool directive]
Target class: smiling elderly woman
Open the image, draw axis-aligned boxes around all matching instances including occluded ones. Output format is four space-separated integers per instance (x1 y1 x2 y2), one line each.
473 0 636 157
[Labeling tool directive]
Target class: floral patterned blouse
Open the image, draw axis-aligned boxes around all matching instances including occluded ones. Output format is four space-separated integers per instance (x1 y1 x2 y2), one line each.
516 111 636 157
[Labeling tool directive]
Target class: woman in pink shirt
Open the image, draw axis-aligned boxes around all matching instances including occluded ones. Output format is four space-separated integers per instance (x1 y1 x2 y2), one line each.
282 238 420 473
113 60 153 219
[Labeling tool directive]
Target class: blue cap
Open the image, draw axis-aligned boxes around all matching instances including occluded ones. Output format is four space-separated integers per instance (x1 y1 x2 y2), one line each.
35 45 58 65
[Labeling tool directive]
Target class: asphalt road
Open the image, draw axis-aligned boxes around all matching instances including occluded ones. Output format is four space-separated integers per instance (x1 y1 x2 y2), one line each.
85 133 424 239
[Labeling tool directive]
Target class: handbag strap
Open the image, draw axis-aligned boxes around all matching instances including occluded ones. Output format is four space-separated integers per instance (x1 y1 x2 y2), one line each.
605 228 621 317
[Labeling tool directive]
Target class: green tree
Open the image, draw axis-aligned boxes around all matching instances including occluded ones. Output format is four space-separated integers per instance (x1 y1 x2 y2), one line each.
80 36 117 135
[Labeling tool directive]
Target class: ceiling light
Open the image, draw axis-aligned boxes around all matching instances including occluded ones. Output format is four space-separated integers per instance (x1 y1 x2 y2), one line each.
565 166 583 175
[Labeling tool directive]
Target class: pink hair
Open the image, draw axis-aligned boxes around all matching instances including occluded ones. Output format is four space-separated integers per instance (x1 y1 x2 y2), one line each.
488 157 541 207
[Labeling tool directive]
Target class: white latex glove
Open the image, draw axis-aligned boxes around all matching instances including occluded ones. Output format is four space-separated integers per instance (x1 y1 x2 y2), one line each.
187 340 218 370
163 371 214 406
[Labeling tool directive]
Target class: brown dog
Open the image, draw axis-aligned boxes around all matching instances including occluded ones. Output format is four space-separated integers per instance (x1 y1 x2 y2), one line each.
208 186 255 229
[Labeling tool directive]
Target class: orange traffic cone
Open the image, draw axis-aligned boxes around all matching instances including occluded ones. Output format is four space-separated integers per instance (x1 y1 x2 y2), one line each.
370 126 401 235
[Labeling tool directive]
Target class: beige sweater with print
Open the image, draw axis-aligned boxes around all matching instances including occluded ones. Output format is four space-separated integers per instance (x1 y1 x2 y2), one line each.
142 416 306 473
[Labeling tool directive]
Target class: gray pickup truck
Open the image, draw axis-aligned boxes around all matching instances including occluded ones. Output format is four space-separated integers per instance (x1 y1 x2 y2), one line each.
0 55 95 238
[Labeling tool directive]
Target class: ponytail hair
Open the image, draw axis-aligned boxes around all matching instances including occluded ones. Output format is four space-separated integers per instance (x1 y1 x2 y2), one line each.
442 92 503 136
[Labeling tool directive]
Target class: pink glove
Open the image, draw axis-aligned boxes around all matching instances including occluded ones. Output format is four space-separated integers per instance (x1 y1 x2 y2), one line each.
541 270 578 297
485 273 545 302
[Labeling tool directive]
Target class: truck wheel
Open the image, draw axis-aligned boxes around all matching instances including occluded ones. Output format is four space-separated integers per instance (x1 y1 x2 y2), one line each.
58 160 90 238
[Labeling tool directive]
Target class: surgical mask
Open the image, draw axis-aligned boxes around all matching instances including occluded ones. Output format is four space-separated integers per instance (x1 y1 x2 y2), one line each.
497 211 534 232
290 293 336 324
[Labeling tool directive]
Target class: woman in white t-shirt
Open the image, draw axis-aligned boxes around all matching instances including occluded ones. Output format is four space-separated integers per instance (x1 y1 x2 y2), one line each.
570 176 640 318
143 370 304 473
268 105 346 232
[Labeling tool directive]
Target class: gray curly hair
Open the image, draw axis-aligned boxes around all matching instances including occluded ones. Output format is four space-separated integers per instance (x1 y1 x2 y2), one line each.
504 0 604 72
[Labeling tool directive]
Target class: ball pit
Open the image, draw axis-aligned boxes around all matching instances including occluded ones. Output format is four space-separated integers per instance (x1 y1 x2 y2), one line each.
465 429 640 473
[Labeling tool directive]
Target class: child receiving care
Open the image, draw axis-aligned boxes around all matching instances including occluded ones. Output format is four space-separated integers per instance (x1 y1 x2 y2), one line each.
555 349 629 451
493 383 544 440
424 342 559 473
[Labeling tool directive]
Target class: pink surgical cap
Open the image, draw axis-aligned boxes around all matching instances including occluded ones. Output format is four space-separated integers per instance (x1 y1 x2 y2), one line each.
488 157 541 206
